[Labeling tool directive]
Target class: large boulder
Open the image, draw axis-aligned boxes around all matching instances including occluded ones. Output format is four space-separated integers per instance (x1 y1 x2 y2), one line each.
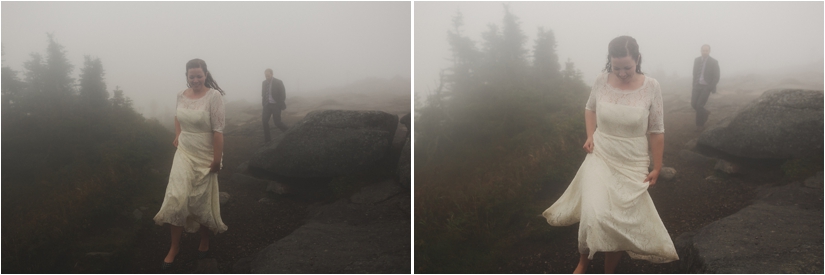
698 89 823 159
249 180 410 273
675 176 824 273
398 138 410 189
249 110 398 178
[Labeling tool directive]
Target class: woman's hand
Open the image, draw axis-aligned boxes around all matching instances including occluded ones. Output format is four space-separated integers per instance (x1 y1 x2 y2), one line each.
209 161 221 173
173 136 179 147
582 137 594 153
644 169 660 187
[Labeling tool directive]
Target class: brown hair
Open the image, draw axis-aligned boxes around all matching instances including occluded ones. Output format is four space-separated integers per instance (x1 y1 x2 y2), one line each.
603 36 643 74
186 58 225 95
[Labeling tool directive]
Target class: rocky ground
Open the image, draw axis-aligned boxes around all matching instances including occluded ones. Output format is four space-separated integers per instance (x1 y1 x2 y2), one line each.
497 76 822 273
72 86 411 273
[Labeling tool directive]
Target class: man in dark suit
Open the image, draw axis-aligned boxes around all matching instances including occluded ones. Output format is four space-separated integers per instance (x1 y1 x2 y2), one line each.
691 44 720 130
262 68 288 142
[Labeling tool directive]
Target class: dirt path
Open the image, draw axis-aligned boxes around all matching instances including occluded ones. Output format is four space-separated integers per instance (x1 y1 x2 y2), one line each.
125 92 410 273
498 85 789 273
126 130 309 273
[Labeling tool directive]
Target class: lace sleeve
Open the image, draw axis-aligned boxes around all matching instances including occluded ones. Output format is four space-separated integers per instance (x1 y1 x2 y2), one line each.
647 79 664 134
209 91 226 133
585 73 605 111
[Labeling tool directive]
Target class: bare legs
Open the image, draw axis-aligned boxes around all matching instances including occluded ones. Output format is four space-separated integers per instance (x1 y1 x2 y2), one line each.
199 226 211 252
164 225 212 264
572 252 623 274
164 225 184 263
603 252 621 273
573 253 590 274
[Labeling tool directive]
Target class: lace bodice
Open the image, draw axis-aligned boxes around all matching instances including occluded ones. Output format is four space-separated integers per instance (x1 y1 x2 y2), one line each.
585 73 664 134
176 88 225 133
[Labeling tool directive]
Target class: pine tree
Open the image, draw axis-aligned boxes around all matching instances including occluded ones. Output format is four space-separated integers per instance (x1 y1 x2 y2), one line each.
110 86 133 110
532 27 561 80
44 33 75 98
78 55 109 109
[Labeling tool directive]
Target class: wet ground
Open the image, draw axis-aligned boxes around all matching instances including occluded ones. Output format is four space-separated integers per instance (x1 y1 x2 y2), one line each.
497 86 790 273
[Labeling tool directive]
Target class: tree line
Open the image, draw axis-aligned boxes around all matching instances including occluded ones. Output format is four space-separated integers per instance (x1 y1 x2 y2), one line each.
414 6 591 273
2 34 173 272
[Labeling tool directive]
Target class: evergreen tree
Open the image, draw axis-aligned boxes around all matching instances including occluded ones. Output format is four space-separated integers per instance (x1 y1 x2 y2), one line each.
532 27 561 80
78 55 109 109
110 86 133 110
562 58 583 81
499 5 527 71
446 10 480 96
2 47 25 113
43 33 75 98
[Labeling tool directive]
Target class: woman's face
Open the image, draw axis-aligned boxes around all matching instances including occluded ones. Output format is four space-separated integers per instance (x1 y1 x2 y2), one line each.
187 67 207 90
610 56 637 81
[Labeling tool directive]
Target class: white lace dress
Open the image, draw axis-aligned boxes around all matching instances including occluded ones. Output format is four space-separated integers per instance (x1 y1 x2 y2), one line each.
542 73 678 263
153 88 228 234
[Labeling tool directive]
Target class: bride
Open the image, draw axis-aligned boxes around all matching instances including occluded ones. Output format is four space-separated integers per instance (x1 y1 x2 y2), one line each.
542 36 678 273
153 58 228 270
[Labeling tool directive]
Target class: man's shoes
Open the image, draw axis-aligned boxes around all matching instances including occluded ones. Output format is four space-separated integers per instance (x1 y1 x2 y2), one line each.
161 260 173 271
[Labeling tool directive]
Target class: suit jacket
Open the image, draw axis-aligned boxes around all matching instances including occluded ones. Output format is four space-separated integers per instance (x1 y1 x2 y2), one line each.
692 56 720 93
262 77 286 109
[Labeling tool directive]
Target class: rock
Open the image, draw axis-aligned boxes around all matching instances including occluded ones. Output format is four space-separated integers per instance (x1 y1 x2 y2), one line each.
250 221 410 273
85 252 112 257
132 209 142 221
195 258 220 273
236 161 249 173
676 179 824 273
679 149 715 164
258 197 275 204
659 167 677 181
250 181 410 273
266 181 290 195
350 180 402 204
804 171 823 188
232 257 253 273
400 112 411 138
675 203 823 273
684 138 698 150
219 192 230 205
714 159 741 175
704 175 723 183
230 173 269 185
758 181 823 210
397 139 410 189
249 110 399 178
698 89 824 159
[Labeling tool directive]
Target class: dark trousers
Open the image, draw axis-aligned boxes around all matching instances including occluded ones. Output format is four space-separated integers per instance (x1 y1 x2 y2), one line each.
262 103 288 141
691 84 712 127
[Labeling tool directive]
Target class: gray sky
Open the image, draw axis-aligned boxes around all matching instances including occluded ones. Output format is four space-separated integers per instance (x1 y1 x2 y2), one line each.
415 1 823 97
2 1 411 115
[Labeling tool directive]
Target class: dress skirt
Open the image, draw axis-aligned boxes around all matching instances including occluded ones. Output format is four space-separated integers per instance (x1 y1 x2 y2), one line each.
542 102 678 263
153 108 228 234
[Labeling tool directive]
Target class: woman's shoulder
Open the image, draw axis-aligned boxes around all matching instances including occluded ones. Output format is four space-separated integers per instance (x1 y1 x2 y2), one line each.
643 75 660 88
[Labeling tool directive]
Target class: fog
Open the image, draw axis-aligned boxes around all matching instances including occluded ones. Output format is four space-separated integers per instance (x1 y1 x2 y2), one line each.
2 1 410 118
415 1 823 97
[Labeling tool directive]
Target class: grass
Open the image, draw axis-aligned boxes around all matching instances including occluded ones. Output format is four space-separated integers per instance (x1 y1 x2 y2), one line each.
1 116 174 273
414 108 587 273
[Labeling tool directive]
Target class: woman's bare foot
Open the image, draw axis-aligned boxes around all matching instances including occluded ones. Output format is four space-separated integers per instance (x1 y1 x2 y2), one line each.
164 246 179 263
574 253 590 274
198 227 210 252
